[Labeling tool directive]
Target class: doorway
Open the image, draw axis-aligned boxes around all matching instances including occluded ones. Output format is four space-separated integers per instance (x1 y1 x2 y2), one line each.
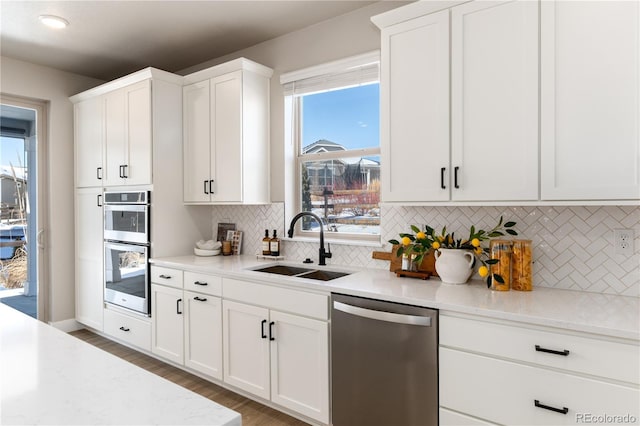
0 96 47 320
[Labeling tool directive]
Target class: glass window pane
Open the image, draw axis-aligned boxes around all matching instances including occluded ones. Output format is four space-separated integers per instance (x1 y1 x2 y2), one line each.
300 83 380 152
300 156 380 235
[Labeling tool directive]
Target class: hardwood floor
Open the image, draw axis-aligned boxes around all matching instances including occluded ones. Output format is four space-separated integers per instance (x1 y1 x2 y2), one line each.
69 329 309 426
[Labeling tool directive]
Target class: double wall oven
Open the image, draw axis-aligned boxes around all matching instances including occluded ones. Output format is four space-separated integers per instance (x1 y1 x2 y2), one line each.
103 191 151 316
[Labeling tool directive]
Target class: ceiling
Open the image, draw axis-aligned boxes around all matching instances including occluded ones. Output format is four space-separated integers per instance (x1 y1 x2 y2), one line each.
0 0 378 82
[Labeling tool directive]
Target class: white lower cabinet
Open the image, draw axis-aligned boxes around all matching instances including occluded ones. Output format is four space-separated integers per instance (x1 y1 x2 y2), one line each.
103 307 151 352
74 187 104 330
439 313 640 425
151 267 223 380
222 279 329 424
184 290 223 379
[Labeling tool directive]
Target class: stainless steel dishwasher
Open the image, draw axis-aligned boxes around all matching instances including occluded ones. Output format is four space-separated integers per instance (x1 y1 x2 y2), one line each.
331 293 438 426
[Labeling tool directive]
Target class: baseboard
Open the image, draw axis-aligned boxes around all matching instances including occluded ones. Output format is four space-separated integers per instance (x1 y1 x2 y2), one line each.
49 318 83 332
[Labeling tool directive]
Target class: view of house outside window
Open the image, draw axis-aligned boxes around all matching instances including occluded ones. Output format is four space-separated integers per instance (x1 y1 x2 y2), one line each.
298 83 380 237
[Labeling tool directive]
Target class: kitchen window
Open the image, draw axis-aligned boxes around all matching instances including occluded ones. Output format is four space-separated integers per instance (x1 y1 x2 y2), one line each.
281 51 381 242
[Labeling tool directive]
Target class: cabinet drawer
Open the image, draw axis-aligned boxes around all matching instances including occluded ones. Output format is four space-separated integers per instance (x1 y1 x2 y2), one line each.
440 408 497 426
440 347 640 425
440 314 639 384
184 271 222 296
222 278 328 320
103 308 151 351
151 266 183 288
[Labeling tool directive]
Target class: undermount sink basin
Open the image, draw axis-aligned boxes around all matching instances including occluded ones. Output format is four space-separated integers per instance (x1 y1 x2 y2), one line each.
296 270 350 281
252 265 314 276
250 264 351 282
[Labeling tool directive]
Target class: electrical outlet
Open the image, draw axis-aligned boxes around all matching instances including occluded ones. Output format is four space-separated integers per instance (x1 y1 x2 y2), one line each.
614 229 634 256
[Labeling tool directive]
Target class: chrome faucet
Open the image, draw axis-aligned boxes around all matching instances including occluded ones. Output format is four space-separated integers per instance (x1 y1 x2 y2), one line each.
287 212 332 266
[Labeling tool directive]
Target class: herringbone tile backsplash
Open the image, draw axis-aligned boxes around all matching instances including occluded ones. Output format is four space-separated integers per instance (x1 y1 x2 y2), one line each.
211 204 639 297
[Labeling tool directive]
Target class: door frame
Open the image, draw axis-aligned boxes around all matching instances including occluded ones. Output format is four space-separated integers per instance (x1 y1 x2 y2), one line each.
0 94 50 321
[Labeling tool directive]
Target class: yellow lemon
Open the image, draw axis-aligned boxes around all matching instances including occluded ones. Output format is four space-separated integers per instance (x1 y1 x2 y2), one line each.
432 241 441 250
401 236 411 246
471 238 480 247
475 247 483 255
478 266 489 277
416 231 427 240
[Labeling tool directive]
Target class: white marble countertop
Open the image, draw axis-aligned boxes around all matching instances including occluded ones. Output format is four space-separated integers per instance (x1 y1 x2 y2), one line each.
0 303 241 426
151 254 640 341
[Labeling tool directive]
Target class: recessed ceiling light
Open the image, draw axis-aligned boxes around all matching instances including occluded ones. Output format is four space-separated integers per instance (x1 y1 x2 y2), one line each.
38 15 69 29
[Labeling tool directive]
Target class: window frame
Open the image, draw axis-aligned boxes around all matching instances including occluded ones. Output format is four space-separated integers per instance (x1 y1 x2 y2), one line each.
281 52 381 244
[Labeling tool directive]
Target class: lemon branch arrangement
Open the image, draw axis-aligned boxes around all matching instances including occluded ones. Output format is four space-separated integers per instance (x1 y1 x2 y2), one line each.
389 217 518 286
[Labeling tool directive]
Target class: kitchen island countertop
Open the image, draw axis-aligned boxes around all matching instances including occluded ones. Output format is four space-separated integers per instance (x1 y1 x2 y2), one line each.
151 254 640 341
0 303 241 426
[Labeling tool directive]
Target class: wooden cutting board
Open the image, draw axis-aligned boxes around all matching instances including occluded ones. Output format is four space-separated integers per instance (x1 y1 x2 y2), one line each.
372 245 438 277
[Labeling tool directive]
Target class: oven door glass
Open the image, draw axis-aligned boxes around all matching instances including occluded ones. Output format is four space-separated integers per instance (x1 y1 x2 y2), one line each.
104 242 149 315
104 204 148 244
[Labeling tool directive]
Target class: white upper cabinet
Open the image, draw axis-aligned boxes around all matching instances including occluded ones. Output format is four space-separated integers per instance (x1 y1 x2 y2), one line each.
451 0 539 201
183 59 272 204
379 9 450 202
103 80 152 187
375 0 539 203
540 0 640 200
183 80 211 203
72 69 182 189
75 96 104 188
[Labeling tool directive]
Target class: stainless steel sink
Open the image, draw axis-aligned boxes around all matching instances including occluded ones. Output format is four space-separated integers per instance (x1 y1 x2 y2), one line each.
252 265 314 276
250 264 351 282
297 270 350 281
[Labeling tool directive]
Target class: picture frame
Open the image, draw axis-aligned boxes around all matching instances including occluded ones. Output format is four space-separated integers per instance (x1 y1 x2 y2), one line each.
217 222 236 242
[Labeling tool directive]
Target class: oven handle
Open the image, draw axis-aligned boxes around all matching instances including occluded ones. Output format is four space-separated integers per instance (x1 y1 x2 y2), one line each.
333 301 432 326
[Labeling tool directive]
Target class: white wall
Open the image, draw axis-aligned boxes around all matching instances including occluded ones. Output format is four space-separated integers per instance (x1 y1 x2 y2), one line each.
180 1 406 201
0 56 103 322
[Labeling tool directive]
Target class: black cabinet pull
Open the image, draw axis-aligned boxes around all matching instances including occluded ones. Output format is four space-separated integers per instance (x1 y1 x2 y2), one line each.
194 281 208 286
209 179 215 194
454 166 460 189
118 165 124 178
204 180 209 194
97 167 102 180
535 345 570 356
97 194 103 207
176 298 183 314
534 400 568 415
269 321 275 341
193 296 207 302
440 167 446 189
119 326 130 332
261 319 267 339
159 274 171 279
122 164 128 178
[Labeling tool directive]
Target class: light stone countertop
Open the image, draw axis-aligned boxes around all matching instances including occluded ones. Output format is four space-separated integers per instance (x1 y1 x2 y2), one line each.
151 254 640 341
0 303 241 426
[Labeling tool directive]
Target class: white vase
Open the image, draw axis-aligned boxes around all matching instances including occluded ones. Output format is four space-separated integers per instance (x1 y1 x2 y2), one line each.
434 249 475 285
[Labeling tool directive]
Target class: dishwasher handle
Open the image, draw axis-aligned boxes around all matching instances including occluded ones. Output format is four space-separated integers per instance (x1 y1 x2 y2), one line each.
333 301 432 326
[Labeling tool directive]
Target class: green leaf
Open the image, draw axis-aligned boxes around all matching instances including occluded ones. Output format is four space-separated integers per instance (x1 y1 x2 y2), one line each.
488 231 504 237
442 226 447 237
411 225 421 233
426 225 435 235
494 274 505 284
506 229 518 236
396 246 405 257
485 259 500 265
388 239 399 245
486 275 493 288
470 225 475 238
498 216 503 226
504 221 516 228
